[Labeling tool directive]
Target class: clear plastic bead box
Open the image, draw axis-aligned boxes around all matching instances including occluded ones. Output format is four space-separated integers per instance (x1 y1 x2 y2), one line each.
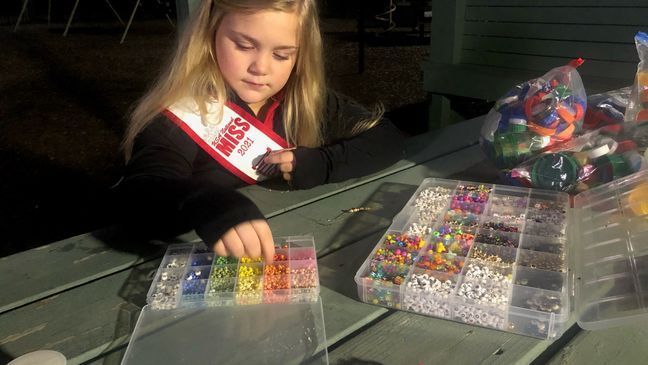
147 235 320 309
355 170 648 339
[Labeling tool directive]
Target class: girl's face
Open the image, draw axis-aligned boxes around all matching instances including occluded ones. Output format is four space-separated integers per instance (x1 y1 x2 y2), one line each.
215 10 299 115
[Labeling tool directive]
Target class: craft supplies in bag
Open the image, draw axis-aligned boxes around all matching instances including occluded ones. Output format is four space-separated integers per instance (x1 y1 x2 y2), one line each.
355 170 648 339
504 129 646 193
626 31 648 125
480 59 587 169
583 87 631 131
624 32 648 159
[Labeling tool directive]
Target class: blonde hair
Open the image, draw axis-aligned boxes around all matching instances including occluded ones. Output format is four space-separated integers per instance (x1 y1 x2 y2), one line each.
123 0 379 160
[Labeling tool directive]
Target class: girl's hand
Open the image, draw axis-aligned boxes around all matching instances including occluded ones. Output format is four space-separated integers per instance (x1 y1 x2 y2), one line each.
213 219 275 263
264 148 296 182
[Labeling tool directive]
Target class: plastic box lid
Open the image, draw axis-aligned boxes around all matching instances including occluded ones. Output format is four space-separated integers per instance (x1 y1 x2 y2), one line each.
121 301 328 365
121 235 328 365
572 168 648 330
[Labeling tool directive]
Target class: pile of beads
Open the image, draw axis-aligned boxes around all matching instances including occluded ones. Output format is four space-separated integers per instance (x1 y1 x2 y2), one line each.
476 232 519 248
368 260 409 284
291 262 318 289
444 210 480 227
429 225 475 256
450 196 486 214
147 236 320 309
263 262 289 290
183 268 210 295
208 265 236 293
523 199 568 237
470 244 516 266
454 306 506 329
382 233 425 253
519 236 565 256
406 222 431 236
368 234 424 280
488 211 526 224
524 292 563 314
236 263 263 305
414 186 453 215
416 253 464 274
458 263 511 308
518 251 565 272
407 186 454 235
456 184 492 197
150 277 180 310
481 221 520 233
403 273 455 317
372 246 417 265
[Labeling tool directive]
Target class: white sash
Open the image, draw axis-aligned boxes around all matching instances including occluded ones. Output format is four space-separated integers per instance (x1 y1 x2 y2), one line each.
165 98 289 184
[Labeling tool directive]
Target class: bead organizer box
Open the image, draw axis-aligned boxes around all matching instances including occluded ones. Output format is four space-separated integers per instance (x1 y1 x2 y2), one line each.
355 170 648 339
147 235 320 309
122 235 329 365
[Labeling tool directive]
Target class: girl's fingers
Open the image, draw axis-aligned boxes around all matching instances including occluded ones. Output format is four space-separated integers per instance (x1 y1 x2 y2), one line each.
235 221 262 259
221 227 245 258
279 162 293 173
214 221 274 262
264 150 295 165
264 150 296 181
214 239 229 257
251 219 275 263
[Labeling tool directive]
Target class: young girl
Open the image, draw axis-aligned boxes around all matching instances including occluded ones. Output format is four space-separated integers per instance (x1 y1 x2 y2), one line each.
118 0 405 262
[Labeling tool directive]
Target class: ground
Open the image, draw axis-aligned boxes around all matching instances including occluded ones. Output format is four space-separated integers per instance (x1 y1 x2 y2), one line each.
0 9 490 258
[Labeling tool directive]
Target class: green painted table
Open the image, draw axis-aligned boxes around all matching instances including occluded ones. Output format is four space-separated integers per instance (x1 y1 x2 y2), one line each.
2 115 645 365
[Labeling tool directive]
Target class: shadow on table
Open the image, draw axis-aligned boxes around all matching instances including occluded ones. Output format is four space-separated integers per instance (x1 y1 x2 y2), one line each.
336 358 385 365
78 228 199 364
317 181 418 299
0 349 13 364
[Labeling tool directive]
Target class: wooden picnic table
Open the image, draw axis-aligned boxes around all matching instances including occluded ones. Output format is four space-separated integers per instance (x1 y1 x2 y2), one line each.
1 115 647 365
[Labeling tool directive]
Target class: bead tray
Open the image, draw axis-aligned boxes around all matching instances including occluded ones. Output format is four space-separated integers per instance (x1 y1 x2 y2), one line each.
354 171 648 339
147 235 320 309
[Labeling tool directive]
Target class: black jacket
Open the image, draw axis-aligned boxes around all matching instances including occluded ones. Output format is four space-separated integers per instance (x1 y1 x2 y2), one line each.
116 91 405 245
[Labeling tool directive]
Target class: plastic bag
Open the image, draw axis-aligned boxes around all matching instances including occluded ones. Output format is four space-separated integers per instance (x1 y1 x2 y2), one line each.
626 31 648 124
625 31 648 163
480 59 587 169
504 129 646 193
583 87 631 131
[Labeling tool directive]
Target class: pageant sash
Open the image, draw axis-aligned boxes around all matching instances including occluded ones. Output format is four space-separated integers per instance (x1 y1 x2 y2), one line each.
164 99 289 184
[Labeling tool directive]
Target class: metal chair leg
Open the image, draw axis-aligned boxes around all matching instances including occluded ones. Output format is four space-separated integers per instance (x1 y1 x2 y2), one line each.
63 0 81 36
104 0 126 25
120 0 141 44
64 0 125 37
14 0 30 32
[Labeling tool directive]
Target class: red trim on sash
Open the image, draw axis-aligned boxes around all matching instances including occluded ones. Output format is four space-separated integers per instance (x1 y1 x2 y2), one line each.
263 97 282 129
225 101 289 148
264 89 285 129
162 109 257 185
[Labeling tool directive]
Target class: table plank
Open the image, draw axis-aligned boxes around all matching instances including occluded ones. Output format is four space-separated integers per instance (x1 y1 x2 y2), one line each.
0 117 484 315
326 310 573 365
546 325 648 364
